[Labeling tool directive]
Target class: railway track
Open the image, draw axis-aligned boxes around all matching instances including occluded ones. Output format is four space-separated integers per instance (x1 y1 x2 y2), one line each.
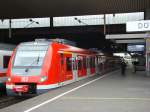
0 95 30 109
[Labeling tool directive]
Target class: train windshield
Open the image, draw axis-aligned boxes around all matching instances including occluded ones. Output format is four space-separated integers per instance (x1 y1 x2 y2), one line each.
13 45 48 67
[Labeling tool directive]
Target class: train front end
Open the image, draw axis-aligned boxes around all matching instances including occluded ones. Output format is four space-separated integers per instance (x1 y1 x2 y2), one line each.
6 42 50 96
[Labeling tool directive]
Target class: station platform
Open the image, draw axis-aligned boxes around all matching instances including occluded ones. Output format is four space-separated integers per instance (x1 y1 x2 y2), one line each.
1 69 150 112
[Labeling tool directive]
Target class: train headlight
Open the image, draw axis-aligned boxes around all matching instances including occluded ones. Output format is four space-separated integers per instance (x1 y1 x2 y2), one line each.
40 76 47 82
8 77 11 82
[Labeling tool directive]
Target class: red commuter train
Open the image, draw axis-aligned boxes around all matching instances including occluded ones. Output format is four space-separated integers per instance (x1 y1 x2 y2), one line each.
6 39 118 96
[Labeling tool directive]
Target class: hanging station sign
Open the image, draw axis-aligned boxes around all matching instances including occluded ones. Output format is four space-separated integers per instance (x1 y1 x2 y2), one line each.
126 20 150 32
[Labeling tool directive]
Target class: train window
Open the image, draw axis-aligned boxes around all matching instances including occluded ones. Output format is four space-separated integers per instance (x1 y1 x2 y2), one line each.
66 57 72 71
13 50 47 67
83 57 86 69
90 57 93 68
90 57 95 68
3 56 11 68
78 59 82 70
96 56 98 65
60 53 64 65
93 57 95 68
98 56 102 63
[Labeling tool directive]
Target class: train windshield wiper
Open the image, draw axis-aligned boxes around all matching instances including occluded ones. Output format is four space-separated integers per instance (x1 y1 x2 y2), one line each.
25 56 40 72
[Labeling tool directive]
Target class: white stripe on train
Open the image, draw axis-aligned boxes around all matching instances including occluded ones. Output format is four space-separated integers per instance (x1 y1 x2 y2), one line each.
6 73 95 90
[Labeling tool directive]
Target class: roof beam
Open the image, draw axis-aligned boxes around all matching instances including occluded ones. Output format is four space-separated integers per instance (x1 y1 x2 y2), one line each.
0 0 149 19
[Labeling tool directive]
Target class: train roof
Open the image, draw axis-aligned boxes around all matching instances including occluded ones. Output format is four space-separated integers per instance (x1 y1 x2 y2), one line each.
19 38 76 46
59 44 97 55
19 41 50 46
18 38 98 55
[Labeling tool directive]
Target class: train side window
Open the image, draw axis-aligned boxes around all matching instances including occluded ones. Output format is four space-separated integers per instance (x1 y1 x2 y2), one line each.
78 59 82 70
83 57 86 69
90 57 95 68
93 57 95 67
4 56 11 68
90 57 93 68
60 53 64 65
96 56 98 65
66 57 72 71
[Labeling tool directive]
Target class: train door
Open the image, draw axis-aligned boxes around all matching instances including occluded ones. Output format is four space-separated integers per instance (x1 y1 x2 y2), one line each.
59 53 73 83
90 56 96 75
77 55 82 77
95 56 99 74
59 53 65 83
82 56 87 76
72 53 78 81
86 56 90 76
65 56 73 81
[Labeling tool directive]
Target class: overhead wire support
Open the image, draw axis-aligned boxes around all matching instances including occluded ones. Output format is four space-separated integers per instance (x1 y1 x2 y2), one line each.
24 19 39 28
74 17 88 25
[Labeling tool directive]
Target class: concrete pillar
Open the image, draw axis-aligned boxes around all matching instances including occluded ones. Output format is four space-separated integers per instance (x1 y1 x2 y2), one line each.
145 9 150 20
146 33 150 76
103 14 106 35
145 9 150 76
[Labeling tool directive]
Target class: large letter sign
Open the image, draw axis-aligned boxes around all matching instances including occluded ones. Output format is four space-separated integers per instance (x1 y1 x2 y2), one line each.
126 20 150 32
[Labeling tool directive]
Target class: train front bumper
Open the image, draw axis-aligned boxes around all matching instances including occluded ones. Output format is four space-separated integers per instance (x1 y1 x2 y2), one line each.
12 85 29 93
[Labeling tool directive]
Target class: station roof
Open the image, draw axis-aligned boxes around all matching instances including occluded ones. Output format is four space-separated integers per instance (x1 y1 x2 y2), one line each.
0 0 150 19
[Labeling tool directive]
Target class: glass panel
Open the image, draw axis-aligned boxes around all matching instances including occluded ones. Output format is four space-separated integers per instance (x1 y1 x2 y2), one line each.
3 56 11 68
0 19 9 29
83 57 86 69
11 18 50 28
54 15 104 26
106 12 144 24
13 50 47 67
0 12 144 28
54 12 144 26
66 57 72 71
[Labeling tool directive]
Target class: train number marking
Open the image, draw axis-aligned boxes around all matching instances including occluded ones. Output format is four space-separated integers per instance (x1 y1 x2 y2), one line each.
21 77 29 82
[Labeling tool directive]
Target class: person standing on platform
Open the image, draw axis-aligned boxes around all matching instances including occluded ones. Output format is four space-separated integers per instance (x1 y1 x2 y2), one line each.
121 59 127 76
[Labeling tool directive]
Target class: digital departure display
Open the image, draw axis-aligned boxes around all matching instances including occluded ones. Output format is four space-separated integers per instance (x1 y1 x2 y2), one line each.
127 44 144 52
